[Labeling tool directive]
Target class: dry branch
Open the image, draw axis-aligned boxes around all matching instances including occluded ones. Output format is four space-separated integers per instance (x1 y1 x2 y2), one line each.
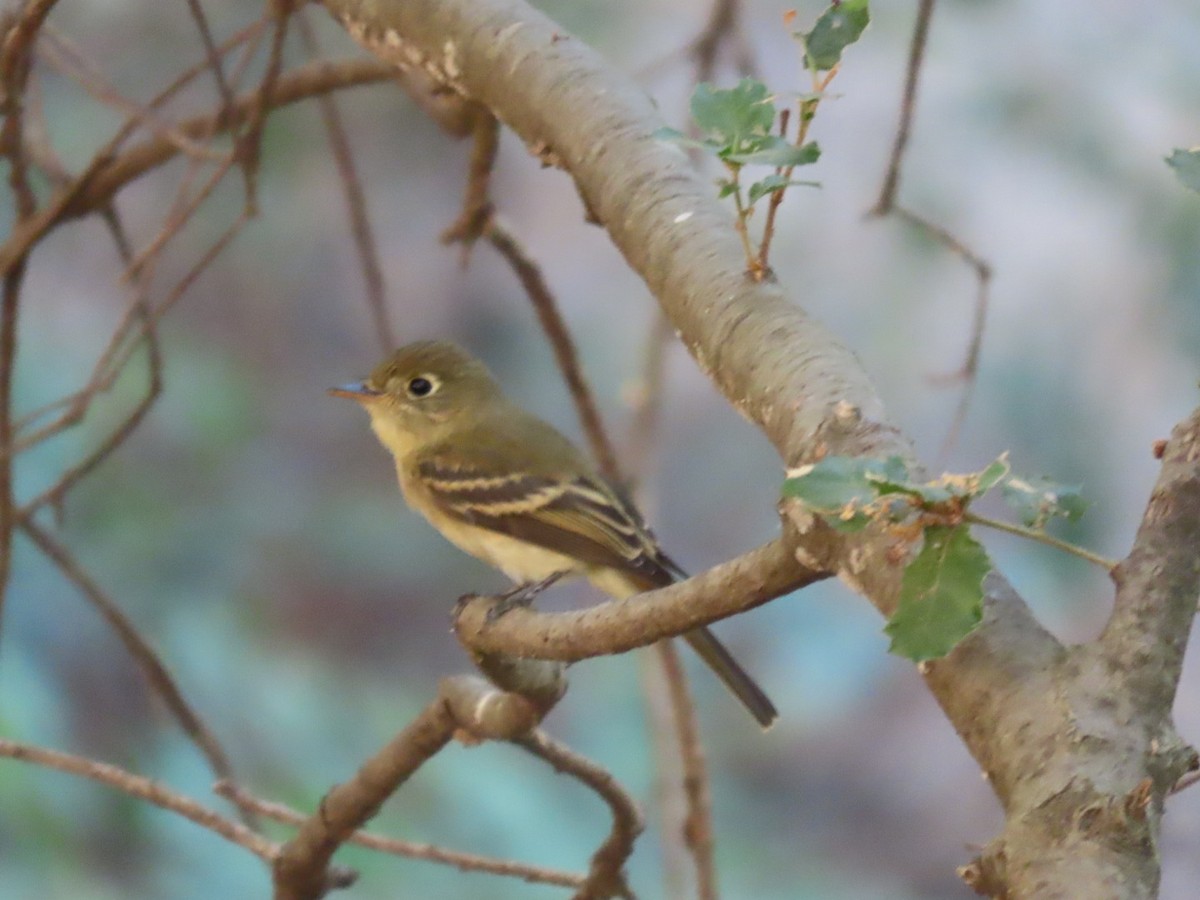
453 536 821 662
0 738 275 861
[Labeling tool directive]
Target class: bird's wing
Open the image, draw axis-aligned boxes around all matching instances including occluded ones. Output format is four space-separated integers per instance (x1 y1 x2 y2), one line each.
416 455 674 586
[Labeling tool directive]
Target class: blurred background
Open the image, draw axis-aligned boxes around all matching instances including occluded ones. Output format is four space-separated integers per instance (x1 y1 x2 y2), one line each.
2 0 1199 897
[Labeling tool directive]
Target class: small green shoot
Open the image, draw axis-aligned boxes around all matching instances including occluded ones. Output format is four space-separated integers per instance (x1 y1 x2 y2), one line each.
656 1 871 280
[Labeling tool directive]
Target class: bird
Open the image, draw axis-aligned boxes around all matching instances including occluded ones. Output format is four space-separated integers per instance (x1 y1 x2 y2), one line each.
329 340 777 728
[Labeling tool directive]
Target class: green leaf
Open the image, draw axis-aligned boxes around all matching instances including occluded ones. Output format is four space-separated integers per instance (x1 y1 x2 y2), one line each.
690 79 776 147
748 175 789 203
800 0 871 71
783 456 883 509
716 180 738 198
782 455 912 529
1001 476 1088 529
861 457 950 503
885 525 988 661
726 139 821 168
747 174 821 202
974 455 1011 496
1166 148 1200 194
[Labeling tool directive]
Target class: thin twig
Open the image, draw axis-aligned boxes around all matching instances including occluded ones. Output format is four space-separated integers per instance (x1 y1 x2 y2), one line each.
637 0 757 85
425 99 621 481
755 66 835 278
654 641 717 900
485 218 622 484
19 208 252 478
184 0 238 114
690 0 756 81
20 208 251 483
272 672 558 900
440 102 499 264
0 10 260 275
0 0 57 634
235 1 293 213
639 645 690 899
124 143 239 281
216 780 586 889
19 518 251 819
38 29 231 164
0 56 394 277
0 739 276 861
297 10 393 353
891 206 991 462
623 313 674 488
23 200 164 529
964 512 1117 571
871 0 936 216
0 267 21 633
863 0 989 459
18 285 163 519
516 730 642 900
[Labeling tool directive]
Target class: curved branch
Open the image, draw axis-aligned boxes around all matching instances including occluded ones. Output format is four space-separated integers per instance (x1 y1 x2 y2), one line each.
454 537 822 662
515 730 642 900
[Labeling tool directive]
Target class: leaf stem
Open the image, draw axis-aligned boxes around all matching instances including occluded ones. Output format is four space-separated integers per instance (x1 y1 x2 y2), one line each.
964 512 1117 571
725 162 761 279
755 66 836 276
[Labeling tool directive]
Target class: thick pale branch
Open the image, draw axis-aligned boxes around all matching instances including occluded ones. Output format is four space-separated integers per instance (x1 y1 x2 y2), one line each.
1103 406 1200 709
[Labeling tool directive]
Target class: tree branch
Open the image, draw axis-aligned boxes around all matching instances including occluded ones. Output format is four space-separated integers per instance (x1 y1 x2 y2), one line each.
515 730 642 900
217 779 585 889
0 57 396 276
273 700 455 899
0 738 275 862
454 536 821 662
272 673 560 900
1103 407 1200 711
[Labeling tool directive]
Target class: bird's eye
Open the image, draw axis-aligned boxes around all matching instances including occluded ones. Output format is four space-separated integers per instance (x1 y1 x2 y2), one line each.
406 375 437 398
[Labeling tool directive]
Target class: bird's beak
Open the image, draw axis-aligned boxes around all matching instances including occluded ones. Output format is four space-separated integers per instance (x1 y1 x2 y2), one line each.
327 382 382 401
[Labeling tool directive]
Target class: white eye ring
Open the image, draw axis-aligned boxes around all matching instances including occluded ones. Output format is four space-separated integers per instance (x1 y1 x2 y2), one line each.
405 373 440 399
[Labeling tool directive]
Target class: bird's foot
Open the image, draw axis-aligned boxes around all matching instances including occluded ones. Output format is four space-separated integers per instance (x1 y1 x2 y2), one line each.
486 571 566 623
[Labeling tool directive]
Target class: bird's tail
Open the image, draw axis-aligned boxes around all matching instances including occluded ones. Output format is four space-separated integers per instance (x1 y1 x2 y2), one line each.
682 625 778 729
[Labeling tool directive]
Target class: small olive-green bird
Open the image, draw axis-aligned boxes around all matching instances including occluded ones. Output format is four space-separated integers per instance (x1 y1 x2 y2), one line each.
329 340 777 728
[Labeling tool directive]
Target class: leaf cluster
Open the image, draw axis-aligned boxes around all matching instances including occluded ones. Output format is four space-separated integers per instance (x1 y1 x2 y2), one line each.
782 454 1087 661
655 79 820 201
654 1 872 279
